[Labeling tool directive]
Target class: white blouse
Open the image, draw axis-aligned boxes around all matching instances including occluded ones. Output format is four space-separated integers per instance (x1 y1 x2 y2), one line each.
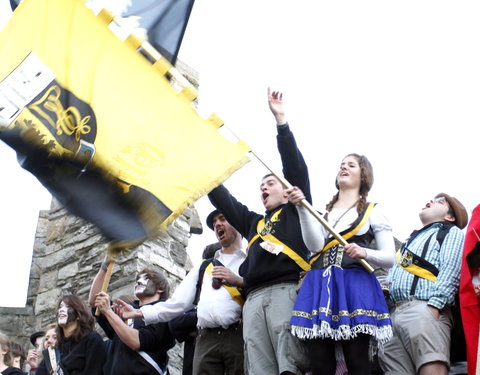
296 204 395 269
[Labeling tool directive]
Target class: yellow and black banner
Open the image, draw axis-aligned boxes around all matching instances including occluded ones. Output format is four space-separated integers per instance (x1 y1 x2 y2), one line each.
0 0 250 243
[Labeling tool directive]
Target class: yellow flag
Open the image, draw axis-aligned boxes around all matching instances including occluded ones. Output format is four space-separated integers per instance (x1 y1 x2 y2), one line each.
0 0 250 243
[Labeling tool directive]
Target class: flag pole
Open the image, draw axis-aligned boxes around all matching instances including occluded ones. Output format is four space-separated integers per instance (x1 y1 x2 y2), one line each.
95 259 115 316
250 150 375 273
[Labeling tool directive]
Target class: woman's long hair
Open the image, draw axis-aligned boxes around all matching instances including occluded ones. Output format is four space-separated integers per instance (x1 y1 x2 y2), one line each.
55 295 95 345
0 332 13 366
326 153 374 215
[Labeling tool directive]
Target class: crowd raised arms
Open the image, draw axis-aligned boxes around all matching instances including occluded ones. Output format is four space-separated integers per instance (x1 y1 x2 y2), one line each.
4 89 478 375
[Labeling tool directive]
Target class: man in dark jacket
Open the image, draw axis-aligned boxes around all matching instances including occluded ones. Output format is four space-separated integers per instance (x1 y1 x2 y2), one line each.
207 89 311 375
89 263 175 375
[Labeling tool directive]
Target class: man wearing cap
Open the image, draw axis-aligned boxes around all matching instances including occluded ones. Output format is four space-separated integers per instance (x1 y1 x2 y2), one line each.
117 210 246 375
379 193 468 375
26 331 45 375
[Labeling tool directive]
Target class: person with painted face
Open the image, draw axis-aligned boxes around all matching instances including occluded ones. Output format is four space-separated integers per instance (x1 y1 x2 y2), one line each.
89 265 175 375
0 332 25 375
378 194 468 375
287 154 396 375
35 295 105 375
115 211 246 375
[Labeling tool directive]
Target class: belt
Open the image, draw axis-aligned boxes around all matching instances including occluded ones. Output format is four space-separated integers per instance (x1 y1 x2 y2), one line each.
394 296 424 308
199 321 242 335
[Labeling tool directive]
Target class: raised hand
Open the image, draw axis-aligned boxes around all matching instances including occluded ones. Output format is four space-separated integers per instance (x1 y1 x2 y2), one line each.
114 299 143 319
94 291 112 314
268 87 286 125
286 186 305 205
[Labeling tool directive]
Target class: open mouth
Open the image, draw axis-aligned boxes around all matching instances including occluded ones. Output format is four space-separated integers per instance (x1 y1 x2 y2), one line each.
216 228 225 240
262 192 269 202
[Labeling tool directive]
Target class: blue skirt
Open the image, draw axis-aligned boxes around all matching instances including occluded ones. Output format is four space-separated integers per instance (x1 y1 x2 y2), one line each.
290 266 392 344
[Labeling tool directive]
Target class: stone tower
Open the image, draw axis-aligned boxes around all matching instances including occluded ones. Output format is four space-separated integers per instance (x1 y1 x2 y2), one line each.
0 198 203 375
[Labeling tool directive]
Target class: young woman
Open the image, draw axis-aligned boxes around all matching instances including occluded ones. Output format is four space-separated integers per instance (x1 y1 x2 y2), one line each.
0 332 24 375
36 295 106 375
288 153 396 375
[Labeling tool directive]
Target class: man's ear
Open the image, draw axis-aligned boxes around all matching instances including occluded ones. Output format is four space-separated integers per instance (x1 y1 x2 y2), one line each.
444 214 456 224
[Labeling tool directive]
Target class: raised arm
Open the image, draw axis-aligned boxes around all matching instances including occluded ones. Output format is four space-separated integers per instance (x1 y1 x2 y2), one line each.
95 292 141 350
117 265 198 325
287 186 326 252
88 254 115 307
268 89 312 203
208 184 261 237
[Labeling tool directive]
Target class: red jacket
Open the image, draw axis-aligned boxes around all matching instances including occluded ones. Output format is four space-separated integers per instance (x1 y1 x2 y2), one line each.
460 204 480 375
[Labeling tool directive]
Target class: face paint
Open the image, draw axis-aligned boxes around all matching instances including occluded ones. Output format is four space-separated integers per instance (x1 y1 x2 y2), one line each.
57 301 77 326
134 273 157 298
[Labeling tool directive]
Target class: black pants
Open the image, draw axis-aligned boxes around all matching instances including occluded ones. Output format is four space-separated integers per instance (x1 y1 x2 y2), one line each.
192 323 244 375
306 334 371 375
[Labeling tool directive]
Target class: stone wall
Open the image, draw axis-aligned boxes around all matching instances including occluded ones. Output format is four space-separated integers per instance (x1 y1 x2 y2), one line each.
0 198 203 375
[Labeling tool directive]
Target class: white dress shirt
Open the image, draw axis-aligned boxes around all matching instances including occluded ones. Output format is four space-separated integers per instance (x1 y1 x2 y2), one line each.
141 249 246 329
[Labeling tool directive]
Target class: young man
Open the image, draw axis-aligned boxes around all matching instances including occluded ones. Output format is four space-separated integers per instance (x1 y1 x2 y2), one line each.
116 210 246 375
379 193 468 375
89 265 175 375
207 89 311 375
26 331 45 375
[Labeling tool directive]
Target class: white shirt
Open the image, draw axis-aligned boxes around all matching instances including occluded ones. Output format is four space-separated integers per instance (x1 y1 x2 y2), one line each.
296 204 395 268
141 249 246 329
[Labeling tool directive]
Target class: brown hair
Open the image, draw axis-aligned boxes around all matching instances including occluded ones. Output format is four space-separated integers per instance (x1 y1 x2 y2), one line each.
55 295 95 345
9 341 26 369
0 332 13 366
138 268 170 300
326 153 374 215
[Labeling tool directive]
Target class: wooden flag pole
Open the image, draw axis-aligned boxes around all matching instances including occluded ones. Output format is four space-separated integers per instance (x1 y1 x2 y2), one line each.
250 150 375 273
94 258 115 316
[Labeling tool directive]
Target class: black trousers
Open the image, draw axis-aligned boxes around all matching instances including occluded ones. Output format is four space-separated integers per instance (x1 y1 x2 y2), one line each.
192 323 244 375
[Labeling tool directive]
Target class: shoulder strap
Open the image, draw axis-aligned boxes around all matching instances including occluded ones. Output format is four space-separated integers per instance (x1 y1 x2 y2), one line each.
193 258 213 305
137 351 165 375
309 202 376 265
436 222 454 248
409 234 435 294
205 263 245 306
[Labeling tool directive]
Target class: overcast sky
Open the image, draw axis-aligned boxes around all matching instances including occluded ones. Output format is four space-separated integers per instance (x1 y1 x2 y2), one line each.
1 0 480 307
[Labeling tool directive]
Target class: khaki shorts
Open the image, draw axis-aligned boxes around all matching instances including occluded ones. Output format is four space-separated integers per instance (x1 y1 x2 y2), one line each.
378 298 452 374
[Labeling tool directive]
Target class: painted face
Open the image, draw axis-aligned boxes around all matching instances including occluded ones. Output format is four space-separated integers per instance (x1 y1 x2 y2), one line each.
336 155 361 190
134 273 157 298
419 196 452 225
260 176 288 211
57 301 77 326
44 328 57 349
212 213 239 247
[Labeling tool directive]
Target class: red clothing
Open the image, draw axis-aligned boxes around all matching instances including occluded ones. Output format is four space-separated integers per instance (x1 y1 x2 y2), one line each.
460 204 480 375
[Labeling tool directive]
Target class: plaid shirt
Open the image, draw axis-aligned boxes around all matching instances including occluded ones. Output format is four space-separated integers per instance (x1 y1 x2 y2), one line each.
388 222 465 309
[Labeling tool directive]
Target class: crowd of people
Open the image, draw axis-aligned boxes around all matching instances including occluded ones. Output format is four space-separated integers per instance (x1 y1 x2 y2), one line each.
1 89 479 375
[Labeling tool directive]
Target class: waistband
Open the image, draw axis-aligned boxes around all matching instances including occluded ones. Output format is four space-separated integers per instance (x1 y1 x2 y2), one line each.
198 321 242 335
247 281 297 298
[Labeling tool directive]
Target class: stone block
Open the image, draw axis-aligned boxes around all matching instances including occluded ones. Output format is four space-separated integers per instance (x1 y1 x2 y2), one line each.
35 289 62 314
58 263 79 280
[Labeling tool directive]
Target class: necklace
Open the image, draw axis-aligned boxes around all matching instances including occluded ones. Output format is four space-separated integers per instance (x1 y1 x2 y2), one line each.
329 199 359 229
